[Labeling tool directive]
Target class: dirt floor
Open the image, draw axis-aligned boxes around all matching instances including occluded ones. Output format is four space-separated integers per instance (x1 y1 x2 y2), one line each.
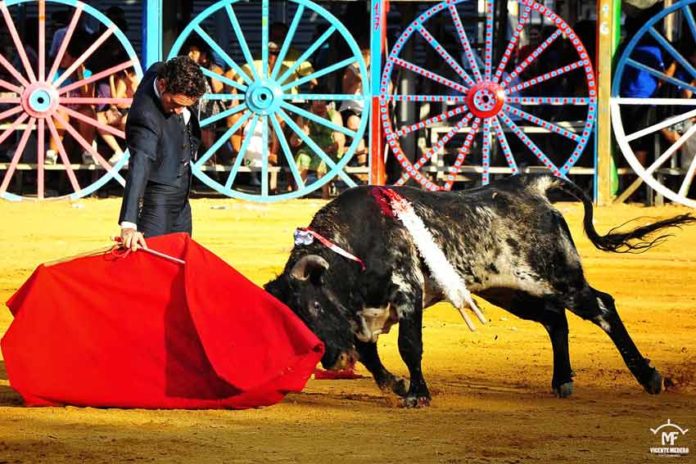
0 196 694 463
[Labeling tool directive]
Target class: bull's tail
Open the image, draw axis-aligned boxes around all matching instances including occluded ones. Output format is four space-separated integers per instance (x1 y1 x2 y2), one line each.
527 174 696 253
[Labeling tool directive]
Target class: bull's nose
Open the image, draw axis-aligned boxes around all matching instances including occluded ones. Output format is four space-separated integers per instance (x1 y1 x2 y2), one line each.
330 351 357 370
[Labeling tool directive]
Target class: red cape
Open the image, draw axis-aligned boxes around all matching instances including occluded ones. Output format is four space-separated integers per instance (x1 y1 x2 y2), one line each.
1 233 323 409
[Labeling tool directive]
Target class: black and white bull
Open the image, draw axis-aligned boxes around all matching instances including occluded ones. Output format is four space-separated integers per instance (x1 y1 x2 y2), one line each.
265 175 694 407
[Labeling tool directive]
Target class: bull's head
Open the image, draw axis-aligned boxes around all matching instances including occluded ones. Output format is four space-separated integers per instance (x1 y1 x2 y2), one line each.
265 254 357 370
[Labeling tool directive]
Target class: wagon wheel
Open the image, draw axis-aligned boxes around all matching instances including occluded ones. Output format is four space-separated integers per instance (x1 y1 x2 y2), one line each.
611 0 696 208
379 0 597 190
0 0 142 201
169 0 369 202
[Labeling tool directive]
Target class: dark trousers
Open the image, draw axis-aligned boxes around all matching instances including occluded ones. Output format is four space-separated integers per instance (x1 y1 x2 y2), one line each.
139 171 192 238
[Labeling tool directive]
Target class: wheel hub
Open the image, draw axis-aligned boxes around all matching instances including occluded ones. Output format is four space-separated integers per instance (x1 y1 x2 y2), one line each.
245 80 282 115
22 83 60 118
465 81 506 118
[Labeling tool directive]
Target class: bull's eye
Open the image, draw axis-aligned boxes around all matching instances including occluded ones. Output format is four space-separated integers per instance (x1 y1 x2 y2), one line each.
312 301 321 313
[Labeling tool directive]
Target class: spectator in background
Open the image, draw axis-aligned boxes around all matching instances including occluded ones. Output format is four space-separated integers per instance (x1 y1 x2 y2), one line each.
95 66 139 165
270 22 317 93
182 39 224 161
338 41 369 166
289 87 345 199
49 33 97 165
224 41 289 158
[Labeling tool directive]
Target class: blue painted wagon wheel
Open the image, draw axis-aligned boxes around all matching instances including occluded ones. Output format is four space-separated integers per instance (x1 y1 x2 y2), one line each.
169 0 369 202
379 0 597 190
612 0 696 208
0 0 142 201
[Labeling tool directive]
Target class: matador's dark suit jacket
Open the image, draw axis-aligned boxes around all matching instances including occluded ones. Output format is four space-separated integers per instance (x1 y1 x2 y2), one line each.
118 62 201 234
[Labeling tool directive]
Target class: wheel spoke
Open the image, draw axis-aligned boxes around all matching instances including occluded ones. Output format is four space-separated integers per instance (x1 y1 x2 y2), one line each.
53 26 115 88
201 67 246 93
645 121 696 177
36 118 44 199
224 3 260 82
195 110 252 168
0 53 30 88
626 107 696 142
280 101 356 138
59 105 125 139
200 103 247 128
53 111 125 183
503 104 581 142
59 60 136 95
0 3 36 82
277 107 353 185
396 104 469 137
281 93 367 102
281 57 356 92
261 0 269 78
0 117 35 195
60 97 131 106
195 25 252 86
0 113 28 145
269 114 304 189
261 115 269 196
506 96 593 105
417 24 475 87
491 116 519 173
615 97 696 106
507 60 584 95
480 118 492 185
448 2 482 81
277 26 336 85
0 79 22 94
483 0 494 81
389 56 468 94
504 29 563 85
493 5 532 83
0 106 23 122
396 112 474 185
385 94 468 103
225 116 258 190
624 58 696 95
272 4 305 80
38 0 45 82
685 5 696 46
444 118 482 190
678 151 696 197
497 111 563 176
46 116 81 193
648 27 696 81
47 4 83 83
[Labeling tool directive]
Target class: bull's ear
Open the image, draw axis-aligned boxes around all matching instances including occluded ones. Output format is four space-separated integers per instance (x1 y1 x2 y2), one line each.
290 254 330 283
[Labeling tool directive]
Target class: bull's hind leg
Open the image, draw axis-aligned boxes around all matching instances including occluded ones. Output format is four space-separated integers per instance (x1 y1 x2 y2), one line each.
355 340 409 397
568 287 663 394
484 291 575 397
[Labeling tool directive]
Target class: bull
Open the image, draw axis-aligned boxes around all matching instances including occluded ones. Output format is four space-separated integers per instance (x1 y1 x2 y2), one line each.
265 175 694 407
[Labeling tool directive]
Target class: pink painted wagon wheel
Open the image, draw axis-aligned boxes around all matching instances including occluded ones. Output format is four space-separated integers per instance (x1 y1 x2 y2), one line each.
379 0 597 190
0 0 142 201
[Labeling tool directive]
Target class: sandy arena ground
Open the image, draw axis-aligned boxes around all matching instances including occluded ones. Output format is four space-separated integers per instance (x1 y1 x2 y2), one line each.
0 196 694 463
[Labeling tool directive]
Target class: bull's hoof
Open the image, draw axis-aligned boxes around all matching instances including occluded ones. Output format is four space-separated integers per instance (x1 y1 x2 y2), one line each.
401 396 430 408
644 370 663 395
553 382 574 398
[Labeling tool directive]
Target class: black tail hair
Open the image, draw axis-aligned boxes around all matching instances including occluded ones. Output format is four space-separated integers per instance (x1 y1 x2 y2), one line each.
534 175 696 253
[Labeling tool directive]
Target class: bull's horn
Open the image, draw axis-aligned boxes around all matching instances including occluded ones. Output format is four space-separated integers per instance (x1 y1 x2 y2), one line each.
290 255 330 281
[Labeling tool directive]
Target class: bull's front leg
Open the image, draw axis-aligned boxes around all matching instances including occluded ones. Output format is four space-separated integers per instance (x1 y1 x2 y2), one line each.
396 291 430 408
355 340 409 397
